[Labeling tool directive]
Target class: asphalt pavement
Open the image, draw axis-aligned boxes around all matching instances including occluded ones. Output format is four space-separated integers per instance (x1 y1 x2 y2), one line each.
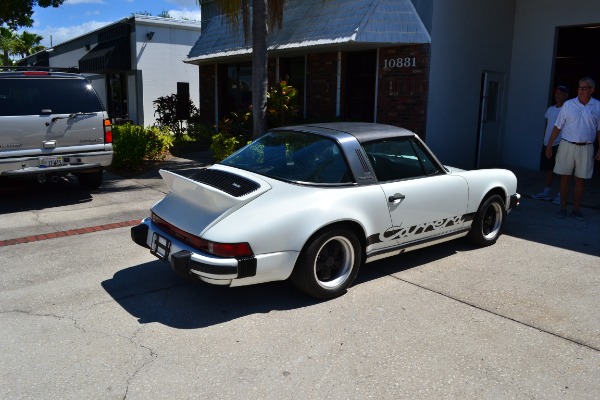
1 150 599 399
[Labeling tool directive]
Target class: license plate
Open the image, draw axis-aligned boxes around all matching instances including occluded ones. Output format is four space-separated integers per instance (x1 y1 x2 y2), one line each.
39 156 63 168
151 232 171 260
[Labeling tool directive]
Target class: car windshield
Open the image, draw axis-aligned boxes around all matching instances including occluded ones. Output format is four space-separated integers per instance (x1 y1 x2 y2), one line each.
221 130 353 185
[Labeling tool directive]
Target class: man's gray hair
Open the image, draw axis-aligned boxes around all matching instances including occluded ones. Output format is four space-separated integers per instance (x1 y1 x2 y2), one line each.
579 77 596 88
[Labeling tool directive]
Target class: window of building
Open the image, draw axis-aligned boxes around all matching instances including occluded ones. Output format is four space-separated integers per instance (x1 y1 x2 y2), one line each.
221 63 252 116
107 73 128 122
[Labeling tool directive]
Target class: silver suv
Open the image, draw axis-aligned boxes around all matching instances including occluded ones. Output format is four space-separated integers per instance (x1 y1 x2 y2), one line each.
0 68 113 189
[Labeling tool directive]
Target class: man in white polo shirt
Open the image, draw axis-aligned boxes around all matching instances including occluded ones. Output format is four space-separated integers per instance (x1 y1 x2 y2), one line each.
545 77 600 220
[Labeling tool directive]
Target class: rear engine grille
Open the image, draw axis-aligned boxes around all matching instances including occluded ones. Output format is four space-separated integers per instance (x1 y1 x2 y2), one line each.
191 169 260 197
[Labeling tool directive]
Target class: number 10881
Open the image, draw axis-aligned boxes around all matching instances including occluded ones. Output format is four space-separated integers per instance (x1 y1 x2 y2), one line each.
383 57 416 69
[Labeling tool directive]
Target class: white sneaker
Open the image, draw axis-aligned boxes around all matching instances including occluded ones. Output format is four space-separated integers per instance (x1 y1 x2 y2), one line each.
552 193 561 205
532 191 552 201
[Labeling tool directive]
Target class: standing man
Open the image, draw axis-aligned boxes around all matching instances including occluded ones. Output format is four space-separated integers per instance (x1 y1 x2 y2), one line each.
532 85 569 203
545 77 600 220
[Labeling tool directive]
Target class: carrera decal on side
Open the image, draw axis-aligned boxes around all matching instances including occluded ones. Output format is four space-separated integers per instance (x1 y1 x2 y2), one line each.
367 213 475 246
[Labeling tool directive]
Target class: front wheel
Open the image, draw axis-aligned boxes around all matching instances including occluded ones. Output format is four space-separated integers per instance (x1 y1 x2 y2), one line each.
291 229 362 300
467 195 506 246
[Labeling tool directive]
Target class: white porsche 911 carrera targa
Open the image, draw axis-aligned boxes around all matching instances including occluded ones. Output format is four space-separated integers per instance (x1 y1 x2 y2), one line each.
132 122 520 299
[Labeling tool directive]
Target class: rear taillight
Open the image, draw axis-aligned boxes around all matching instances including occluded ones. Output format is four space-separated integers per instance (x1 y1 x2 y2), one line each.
104 119 112 143
151 213 253 258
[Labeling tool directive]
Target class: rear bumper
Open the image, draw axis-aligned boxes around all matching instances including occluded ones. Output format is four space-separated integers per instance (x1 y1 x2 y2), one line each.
131 219 298 286
0 150 112 177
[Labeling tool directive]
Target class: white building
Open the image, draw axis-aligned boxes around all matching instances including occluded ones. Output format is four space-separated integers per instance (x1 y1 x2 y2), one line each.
21 15 202 127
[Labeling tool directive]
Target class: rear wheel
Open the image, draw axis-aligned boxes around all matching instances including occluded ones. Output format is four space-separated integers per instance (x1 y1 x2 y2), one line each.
467 195 506 246
77 169 103 189
291 229 362 299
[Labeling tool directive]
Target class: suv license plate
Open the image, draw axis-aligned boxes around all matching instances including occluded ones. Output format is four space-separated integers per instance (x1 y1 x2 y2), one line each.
151 233 171 260
39 156 63 168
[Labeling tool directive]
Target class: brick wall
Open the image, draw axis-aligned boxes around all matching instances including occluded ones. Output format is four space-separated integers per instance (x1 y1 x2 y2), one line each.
376 44 431 139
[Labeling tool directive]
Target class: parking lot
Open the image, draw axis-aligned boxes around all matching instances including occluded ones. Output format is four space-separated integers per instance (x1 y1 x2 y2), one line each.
1 160 599 399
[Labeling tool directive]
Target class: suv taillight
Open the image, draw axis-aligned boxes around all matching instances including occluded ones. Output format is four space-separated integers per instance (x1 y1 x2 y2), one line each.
104 119 113 143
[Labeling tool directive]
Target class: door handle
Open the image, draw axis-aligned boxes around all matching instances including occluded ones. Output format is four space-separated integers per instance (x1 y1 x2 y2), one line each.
388 193 406 202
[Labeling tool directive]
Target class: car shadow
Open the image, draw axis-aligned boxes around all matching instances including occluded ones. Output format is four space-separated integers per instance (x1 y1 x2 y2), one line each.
358 239 469 281
101 260 320 329
103 241 470 330
0 173 155 214
0 176 93 213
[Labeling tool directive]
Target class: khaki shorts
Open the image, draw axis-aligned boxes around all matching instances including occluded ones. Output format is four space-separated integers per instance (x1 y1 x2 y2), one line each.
553 140 594 179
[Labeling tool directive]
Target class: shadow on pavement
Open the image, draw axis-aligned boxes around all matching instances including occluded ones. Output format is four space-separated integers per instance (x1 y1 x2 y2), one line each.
101 260 320 329
102 240 468 329
0 176 93 214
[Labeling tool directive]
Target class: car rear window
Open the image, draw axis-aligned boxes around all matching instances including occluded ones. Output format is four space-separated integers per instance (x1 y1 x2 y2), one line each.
0 77 103 116
221 130 353 185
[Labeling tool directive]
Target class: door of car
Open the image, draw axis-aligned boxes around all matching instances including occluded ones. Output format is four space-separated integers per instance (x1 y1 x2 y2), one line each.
363 137 469 246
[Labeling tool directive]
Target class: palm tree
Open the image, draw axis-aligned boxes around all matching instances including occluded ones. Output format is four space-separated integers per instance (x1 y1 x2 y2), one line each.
14 31 45 58
203 0 285 138
0 27 18 66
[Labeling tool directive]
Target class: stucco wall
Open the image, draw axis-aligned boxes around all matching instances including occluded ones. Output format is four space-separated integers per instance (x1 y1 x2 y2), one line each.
134 22 201 127
503 0 600 170
425 0 516 169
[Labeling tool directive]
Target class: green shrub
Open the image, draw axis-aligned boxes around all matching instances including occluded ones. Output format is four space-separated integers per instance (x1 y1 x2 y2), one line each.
266 80 300 128
153 93 198 140
112 124 173 169
210 111 253 162
210 132 240 162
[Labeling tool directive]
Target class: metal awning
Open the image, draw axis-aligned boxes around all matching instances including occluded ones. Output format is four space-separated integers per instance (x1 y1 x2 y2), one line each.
79 38 131 73
185 0 431 64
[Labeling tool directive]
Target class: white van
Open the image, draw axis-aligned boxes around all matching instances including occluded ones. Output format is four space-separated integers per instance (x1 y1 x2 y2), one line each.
0 68 113 189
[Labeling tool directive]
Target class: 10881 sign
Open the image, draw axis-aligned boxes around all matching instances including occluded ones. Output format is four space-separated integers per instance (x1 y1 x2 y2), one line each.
383 57 417 69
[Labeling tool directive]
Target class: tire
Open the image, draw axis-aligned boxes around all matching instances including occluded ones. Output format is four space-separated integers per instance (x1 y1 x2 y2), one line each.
291 229 362 299
77 169 103 189
467 194 506 247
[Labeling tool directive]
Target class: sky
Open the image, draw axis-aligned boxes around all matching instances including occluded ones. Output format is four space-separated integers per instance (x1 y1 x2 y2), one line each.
20 0 202 48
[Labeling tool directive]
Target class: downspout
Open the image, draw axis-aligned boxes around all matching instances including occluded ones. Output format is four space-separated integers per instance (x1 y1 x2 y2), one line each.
374 48 379 123
304 55 307 119
276 57 280 82
214 64 219 130
336 51 341 118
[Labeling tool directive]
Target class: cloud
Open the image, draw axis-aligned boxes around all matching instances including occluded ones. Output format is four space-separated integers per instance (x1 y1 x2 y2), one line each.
167 0 199 7
31 20 112 47
168 9 202 21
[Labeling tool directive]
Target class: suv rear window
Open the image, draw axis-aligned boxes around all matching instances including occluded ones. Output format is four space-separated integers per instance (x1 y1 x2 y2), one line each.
0 77 103 116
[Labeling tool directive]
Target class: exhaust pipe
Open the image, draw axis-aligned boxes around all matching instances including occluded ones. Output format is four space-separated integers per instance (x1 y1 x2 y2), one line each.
36 173 47 184
50 175 60 183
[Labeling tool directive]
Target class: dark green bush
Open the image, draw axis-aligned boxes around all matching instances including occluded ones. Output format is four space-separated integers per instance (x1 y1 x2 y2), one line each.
153 93 198 140
112 124 173 169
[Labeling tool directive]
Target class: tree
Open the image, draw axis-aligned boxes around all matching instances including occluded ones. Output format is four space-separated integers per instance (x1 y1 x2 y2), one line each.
204 0 285 139
0 27 17 65
14 31 44 58
0 1 65 30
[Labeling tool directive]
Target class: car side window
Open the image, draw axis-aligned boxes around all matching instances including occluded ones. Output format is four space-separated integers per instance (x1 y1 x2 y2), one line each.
363 138 441 182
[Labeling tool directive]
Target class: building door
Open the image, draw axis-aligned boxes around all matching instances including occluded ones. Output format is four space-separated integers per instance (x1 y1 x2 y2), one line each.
344 50 376 122
476 71 504 168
